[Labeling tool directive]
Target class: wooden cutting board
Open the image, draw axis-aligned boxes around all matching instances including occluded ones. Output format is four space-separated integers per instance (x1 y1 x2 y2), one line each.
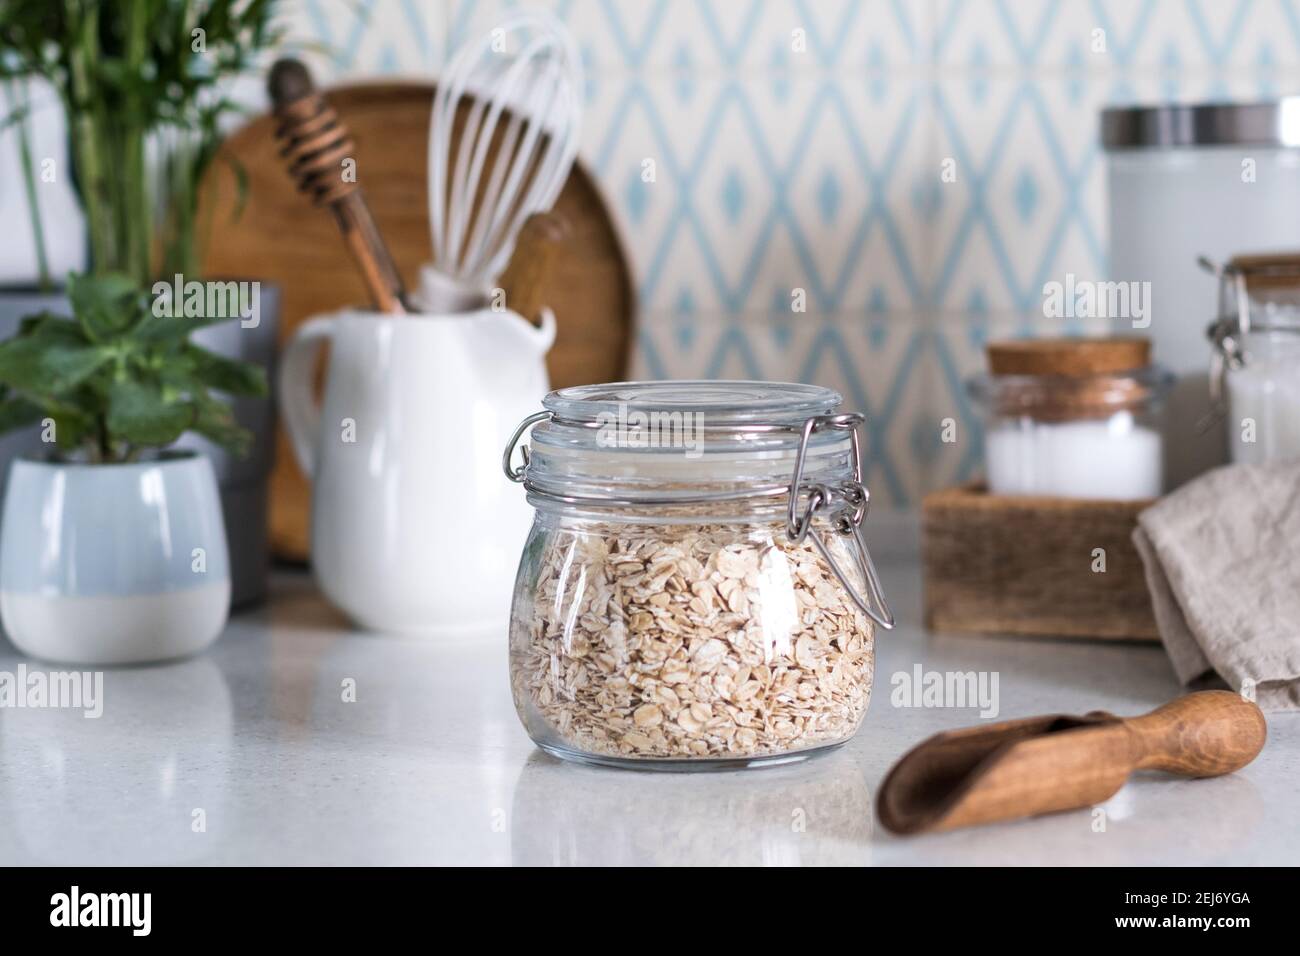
199 82 634 562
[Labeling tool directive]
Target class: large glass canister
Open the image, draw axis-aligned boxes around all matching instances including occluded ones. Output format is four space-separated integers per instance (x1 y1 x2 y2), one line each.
1102 99 1300 485
501 381 894 770
1206 254 1300 464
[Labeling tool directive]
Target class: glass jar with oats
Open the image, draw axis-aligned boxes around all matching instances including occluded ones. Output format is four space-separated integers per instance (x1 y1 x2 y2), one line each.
502 382 894 770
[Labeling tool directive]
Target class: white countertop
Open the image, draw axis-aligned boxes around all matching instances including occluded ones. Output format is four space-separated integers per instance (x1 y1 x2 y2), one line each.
1 559 1295 866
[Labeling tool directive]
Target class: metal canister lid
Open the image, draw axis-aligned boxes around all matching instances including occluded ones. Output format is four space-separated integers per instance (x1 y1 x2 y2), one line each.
1101 98 1300 149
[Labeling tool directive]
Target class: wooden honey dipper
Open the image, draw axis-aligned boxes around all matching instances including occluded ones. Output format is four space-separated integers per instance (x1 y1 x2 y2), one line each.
267 58 407 313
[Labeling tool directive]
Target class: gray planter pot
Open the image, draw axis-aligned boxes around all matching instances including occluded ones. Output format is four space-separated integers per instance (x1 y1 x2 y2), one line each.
0 451 229 664
0 284 278 608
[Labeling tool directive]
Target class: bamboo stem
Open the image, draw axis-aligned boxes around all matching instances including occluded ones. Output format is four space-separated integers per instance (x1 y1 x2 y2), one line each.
7 79 52 290
123 0 151 284
68 4 115 276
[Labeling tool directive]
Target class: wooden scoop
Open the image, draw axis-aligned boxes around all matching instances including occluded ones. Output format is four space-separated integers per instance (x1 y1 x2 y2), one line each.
876 691 1266 835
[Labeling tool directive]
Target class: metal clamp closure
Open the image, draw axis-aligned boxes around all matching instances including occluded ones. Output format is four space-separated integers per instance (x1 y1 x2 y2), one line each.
784 414 894 630
502 410 552 483
1199 256 1259 432
502 407 894 630
1205 315 1247 427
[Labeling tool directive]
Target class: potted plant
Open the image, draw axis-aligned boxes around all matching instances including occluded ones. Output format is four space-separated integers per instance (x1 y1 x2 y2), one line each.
0 1 288 607
0 272 265 664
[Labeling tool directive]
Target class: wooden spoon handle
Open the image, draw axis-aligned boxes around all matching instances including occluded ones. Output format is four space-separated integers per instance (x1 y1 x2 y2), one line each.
497 212 569 324
1125 690 1267 777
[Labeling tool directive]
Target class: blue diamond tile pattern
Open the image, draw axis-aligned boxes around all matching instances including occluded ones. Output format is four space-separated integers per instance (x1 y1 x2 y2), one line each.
241 1 1300 506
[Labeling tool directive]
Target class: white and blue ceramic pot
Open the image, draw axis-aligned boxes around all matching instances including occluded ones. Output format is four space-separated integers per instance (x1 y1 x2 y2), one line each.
0 289 279 608
0 452 230 665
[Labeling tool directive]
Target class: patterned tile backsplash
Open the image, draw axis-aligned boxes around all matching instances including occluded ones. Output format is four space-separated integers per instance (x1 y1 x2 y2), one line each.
10 1 1300 508
286 0 1300 509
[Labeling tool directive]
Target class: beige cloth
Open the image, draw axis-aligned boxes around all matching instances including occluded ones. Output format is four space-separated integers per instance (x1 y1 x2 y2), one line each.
1133 462 1300 711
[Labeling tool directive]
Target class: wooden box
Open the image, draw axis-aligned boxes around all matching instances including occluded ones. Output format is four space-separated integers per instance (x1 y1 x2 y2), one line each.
921 485 1159 641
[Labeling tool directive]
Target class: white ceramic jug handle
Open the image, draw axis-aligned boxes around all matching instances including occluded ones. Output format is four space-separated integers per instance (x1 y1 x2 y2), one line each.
534 307 558 353
278 317 333 477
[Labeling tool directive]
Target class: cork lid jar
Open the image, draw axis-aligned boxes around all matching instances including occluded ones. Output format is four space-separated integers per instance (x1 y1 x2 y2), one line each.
972 337 1164 422
967 337 1173 500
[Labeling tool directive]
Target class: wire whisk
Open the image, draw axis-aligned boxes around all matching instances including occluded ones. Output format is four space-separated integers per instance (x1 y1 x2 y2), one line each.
424 10 583 310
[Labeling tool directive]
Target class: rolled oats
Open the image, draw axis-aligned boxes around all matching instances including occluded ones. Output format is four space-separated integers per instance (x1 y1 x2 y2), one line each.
509 521 875 762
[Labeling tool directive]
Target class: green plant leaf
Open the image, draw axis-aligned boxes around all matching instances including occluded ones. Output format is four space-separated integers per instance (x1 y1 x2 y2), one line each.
18 312 85 344
48 409 96 453
0 395 44 432
3 378 102 453
68 272 145 341
49 382 107 453
131 310 234 343
184 343 268 396
0 334 110 395
1 0 284 462
191 393 252 458
106 380 193 447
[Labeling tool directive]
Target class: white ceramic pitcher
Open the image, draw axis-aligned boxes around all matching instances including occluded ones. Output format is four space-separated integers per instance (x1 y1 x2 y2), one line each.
279 307 554 635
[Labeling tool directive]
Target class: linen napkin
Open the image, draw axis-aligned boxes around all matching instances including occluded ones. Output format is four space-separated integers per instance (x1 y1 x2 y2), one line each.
1133 461 1300 711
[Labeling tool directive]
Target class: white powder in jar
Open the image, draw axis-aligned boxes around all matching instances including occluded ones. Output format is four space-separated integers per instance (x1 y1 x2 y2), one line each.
985 412 1162 500
1227 360 1300 464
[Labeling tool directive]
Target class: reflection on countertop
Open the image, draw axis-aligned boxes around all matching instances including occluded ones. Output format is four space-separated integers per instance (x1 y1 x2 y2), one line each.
1 657 232 865
510 748 874 866
0 564 1293 866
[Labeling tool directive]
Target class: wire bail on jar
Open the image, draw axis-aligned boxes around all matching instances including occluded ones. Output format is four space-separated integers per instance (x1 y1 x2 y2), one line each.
1199 256 1253 429
502 409 895 630
1199 253 1300 431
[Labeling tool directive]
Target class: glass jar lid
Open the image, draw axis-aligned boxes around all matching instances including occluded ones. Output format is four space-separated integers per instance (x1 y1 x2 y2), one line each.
536 380 851 456
516 381 860 507
503 379 895 629
543 380 840 425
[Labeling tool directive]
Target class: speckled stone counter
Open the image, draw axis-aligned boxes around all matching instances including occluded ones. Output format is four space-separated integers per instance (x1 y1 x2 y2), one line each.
1 560 1294 865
